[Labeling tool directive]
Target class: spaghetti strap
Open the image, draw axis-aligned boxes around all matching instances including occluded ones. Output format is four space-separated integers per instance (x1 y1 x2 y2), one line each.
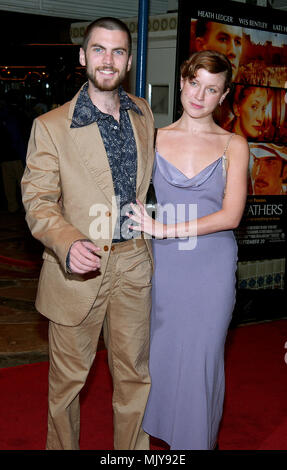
222 134 234 192
223 133 234 156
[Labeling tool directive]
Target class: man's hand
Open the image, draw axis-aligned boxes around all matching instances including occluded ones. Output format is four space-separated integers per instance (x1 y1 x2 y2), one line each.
68 240 101 274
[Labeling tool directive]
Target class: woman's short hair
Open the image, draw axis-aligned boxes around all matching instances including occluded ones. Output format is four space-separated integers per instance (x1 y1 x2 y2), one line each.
180 50 232 92
82 17 132 56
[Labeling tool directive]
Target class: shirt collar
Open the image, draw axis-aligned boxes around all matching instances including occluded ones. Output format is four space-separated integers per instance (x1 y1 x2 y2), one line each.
71 82 142 128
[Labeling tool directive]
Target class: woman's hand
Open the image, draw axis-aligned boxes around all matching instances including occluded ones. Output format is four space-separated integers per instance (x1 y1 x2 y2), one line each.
127 200 166 239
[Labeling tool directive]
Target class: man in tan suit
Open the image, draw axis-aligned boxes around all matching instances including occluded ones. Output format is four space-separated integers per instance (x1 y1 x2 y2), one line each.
21 17 154 450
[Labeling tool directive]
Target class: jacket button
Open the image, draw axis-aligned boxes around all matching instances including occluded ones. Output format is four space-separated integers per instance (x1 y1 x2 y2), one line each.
103 245 109 251
105 211 111 217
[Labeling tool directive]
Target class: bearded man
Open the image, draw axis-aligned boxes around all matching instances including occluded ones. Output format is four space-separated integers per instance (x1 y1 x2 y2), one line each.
21 17 154 450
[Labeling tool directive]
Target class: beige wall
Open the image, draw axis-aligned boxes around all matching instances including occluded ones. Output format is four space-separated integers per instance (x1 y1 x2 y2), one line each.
129 32 177 127
118 14 178 128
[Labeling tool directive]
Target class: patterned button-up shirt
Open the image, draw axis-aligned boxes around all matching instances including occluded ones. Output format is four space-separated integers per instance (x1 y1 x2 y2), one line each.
71 83 142 242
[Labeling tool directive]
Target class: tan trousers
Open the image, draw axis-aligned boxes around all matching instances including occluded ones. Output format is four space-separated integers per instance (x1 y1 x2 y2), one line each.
46 239 152 450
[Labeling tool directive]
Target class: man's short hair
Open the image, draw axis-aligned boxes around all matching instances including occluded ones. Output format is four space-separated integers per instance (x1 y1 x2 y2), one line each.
82 17 132 56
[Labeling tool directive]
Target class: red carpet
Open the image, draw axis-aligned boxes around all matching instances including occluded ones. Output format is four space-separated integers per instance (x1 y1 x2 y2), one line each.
1 319 287 450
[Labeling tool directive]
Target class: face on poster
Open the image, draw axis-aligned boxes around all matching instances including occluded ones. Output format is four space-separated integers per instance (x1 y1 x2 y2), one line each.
189 18 287 195
246 82 287 196
191 21 243 81
190 19 287 87
249 143 287 195
220 85 287 144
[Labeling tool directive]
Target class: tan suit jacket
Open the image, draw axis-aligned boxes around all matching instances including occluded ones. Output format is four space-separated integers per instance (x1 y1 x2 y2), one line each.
22 87 154 326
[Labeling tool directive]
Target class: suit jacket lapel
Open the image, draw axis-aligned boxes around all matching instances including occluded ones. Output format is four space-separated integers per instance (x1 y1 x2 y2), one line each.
70 124 115 205
129 109 148 195
67 90 148 206
68 93 115 206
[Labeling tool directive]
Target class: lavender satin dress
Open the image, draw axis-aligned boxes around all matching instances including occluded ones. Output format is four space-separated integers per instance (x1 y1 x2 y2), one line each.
143 146 237 450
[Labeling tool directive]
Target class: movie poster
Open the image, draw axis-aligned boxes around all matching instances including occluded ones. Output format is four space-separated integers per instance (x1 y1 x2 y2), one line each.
175 0 287 320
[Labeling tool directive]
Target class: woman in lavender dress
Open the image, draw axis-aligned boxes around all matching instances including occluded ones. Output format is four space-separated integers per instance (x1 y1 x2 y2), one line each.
129 50 249 450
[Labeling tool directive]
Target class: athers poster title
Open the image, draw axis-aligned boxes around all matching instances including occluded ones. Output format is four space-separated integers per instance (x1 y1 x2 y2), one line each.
246 202 283 217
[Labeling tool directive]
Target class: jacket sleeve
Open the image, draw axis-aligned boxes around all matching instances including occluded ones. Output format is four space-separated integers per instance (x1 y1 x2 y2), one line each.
21 117 86 271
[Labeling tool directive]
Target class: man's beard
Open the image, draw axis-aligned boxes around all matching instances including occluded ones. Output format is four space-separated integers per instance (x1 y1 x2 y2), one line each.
86 66 127 91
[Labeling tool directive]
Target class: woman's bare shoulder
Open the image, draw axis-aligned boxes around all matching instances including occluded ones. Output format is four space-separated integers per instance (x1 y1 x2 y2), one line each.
156 123 181 147
216 126 248 150
230 133 249 149
227 133 249 166
158 122 179 133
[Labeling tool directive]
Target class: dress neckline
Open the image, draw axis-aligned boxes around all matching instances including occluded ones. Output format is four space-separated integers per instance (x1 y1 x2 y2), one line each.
156 151 223 181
